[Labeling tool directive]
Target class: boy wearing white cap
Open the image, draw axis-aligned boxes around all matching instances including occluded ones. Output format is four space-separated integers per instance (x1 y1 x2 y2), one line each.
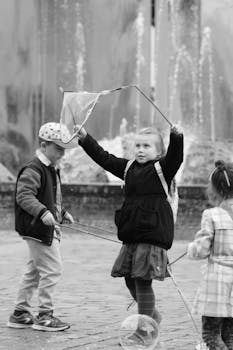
7 122 75 331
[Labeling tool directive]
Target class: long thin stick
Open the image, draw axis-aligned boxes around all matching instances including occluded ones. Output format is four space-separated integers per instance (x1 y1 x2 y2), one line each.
167 266 202 342
59 222 187 267
168 251 187 266
59 223 121 244
133 85 173 127
104 84 173 127
71 221 116 235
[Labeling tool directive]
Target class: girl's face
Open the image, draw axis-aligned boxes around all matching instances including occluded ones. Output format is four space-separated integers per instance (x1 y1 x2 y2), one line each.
134 134 161 164
42 142 65 165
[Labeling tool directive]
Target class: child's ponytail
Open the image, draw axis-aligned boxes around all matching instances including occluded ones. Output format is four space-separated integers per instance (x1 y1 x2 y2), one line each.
211 160 233 199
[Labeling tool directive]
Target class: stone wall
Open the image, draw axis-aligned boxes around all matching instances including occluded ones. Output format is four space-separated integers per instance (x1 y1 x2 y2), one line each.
0 183 208 240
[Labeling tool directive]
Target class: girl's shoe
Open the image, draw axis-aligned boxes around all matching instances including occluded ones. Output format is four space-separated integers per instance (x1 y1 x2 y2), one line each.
7 312 34 328
126 331 146 345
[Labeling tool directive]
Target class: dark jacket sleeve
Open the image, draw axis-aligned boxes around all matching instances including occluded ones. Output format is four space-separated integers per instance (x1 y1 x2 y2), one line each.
16 167 47 218
160 130 184 184
79 134 129 180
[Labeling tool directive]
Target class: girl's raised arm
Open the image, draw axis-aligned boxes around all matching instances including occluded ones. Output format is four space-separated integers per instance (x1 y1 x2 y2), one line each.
78 131 128 180
160 126 184 184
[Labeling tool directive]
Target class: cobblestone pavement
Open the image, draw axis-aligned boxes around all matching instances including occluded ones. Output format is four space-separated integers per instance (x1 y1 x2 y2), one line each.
0 229 203 350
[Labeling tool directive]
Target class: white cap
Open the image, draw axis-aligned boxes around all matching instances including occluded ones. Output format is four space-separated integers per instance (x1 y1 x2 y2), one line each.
38 122 77 149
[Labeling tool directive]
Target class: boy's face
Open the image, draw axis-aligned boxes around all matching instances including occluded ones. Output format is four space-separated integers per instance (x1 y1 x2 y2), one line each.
42 142 65 165
134 134 161 164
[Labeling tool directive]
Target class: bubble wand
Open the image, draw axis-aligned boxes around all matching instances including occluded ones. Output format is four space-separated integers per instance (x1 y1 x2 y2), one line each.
59 84 173 144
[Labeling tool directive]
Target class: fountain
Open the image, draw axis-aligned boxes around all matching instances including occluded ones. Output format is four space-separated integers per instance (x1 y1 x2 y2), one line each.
134 4 145 132
2 0 232 185
150 0 233 185
74 2 86 92
60 0 223 185
59 1 150 184
170 25 233 185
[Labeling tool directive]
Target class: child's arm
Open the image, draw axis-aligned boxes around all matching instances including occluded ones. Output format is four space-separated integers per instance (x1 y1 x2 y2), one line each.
187 209 214 259
77 127 128 180
16 168 55 225
61 209 74 223
160 126 183 184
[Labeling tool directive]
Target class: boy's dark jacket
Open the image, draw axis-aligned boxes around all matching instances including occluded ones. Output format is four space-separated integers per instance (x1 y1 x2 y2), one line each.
80 131 183 250
15 157 65 246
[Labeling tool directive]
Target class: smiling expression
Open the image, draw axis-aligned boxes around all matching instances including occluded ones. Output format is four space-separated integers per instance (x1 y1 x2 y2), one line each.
41 142 65 165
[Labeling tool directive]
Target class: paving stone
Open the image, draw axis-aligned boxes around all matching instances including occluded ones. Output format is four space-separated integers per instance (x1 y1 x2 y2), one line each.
0 230 203 349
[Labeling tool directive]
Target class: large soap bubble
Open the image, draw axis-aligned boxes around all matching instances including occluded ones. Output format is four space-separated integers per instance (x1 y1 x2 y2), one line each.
119 314 159 350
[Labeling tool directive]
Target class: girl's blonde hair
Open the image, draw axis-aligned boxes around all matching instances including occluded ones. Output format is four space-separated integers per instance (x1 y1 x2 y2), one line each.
137 127 166 157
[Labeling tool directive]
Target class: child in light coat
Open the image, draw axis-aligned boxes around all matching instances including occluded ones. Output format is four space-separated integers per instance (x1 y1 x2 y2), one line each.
188 160 233 350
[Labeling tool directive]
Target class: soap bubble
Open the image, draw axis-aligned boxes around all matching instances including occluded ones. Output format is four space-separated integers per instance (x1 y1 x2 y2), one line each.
119 314 159 350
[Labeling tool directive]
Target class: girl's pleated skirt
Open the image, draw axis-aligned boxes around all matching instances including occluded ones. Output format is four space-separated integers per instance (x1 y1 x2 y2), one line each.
111 242 169 280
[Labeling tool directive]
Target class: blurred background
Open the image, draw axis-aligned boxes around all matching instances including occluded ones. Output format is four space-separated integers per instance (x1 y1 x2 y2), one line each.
0 0 233 184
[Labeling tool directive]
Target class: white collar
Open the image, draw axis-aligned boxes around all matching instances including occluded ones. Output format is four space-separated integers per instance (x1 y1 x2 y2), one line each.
36 149 60 171
36 149 51 167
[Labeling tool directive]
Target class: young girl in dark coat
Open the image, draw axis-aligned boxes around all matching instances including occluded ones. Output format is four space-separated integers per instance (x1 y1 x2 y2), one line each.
77 125 183 326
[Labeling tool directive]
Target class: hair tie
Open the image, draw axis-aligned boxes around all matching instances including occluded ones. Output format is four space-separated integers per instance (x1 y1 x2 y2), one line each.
209 168 216 181
209 167 231 187
223 170 231 187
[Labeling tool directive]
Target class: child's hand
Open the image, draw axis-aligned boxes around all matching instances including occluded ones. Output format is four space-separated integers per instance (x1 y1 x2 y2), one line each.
41 210 56 226
63 211 74 224
171 124 183 135
74 125 87 141
187 242 198 259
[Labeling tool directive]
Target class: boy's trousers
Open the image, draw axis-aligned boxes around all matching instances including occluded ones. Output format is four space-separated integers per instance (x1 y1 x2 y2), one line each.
14 238 62 314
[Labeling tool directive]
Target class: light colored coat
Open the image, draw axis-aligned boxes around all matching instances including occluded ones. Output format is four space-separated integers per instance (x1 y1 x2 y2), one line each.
187 199 233 317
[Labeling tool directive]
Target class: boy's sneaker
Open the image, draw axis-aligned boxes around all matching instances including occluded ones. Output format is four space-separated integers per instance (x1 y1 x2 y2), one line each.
7 312 34 329
32 312 70 332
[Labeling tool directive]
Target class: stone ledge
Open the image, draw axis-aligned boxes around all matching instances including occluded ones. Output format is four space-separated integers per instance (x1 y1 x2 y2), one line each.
0 182 208 238
0 182 207 198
